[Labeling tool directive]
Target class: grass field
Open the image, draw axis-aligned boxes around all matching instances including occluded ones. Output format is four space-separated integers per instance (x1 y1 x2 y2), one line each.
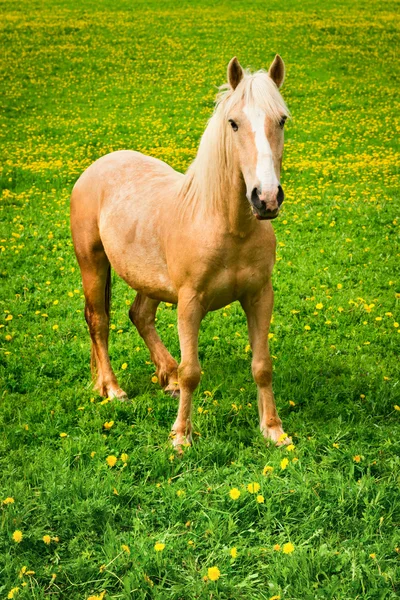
1 0 399 598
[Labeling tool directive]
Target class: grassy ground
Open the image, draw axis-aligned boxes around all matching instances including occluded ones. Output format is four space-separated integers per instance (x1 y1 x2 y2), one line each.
1 0 399 598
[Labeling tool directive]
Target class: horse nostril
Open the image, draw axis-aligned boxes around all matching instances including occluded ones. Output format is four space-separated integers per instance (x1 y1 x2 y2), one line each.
251 187 261 208
277 185 284 206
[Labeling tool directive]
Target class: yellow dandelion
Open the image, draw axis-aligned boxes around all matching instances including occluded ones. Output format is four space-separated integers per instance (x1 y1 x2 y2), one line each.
59 432 68 438
207 566 221 581
280 458 289 470
289 400 295 406
229 487 241 500
121 362 128 370
121 544 130 554
121 452 129 463
103 420 114 430
247 482 260 494
256 494 264 503
283 542 295 554
12 530 23 543
151 375 158 383
286 444 295 452
3 497 14 505
369 553 376 559
353 455 361 463
273 544 281 551
8 588 20 599
42 535 51 545
315 303 323 309
230 547 238 558
394 405 400 411
106 455 118 467
154 542 165 552
263 465 274 475
304 325 311 331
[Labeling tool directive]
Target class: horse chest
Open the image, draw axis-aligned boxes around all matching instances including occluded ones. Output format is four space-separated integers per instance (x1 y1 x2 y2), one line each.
201 249 273 309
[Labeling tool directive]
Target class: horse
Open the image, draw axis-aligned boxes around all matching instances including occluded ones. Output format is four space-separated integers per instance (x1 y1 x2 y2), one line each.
70 55 291 448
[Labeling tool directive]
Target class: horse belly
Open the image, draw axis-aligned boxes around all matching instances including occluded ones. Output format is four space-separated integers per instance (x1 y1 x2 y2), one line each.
100 224 178 303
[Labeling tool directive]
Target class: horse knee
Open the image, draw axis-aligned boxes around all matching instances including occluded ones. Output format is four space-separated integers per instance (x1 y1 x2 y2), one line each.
178 362 201 391
252 359 272 387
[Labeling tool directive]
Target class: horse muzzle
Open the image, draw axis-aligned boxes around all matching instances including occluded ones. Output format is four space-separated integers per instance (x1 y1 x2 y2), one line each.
249 185 284 220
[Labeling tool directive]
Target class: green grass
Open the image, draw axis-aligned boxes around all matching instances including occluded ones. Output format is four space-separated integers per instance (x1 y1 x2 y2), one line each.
1 0 399 598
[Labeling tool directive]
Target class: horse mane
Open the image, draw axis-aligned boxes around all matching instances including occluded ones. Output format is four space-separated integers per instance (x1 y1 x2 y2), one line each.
178 69 290 217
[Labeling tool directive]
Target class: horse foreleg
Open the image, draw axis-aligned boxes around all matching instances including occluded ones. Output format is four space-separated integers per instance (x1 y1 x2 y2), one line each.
129 294 179 396
241 281 290 446
171 291 203 448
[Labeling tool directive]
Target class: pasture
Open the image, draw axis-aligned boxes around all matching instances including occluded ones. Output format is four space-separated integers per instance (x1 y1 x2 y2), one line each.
1 0 399 598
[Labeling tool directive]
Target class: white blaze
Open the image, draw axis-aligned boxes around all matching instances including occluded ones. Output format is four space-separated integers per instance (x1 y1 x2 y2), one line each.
243 104 279 192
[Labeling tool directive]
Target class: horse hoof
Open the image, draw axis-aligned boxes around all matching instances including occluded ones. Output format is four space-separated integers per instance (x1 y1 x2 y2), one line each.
262 426 291 447
165 387 180 398
108 388 129 402
169 430 192 451
164 381 180 398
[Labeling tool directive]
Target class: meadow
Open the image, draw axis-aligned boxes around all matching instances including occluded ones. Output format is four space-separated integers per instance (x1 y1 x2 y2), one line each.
0 0 399 598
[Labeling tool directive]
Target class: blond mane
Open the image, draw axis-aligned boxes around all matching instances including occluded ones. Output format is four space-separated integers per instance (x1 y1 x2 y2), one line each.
179 69 290 216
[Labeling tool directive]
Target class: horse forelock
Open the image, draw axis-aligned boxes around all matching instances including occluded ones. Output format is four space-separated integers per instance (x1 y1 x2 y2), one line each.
217 69 290 123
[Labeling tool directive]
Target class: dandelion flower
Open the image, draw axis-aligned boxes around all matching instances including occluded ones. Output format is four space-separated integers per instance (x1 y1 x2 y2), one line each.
230 547 238 558
273 544 281 551
121 362 128 370
280 458 289 470
369 553 376 559
229 487 241 500
120 453 129 463
12 530 23 543
263 465 274 475
42 535 51 545
3 497 14 505
121 544 130 554
315 303 323 310
207 566 221 581
103 421 114 430
154 542 165 552
59 432 68 438
286 444 295 452
8 588 20 599
353 455 361 463
283 542 295 554
106 455 118 467
256 494 264 503
151 376 158 383
247 482 260 494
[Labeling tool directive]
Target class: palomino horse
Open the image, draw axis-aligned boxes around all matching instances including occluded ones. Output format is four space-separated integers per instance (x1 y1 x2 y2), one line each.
71 55 291 447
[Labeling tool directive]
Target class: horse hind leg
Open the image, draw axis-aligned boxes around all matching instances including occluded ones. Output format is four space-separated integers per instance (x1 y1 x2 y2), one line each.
129 294 179 397
80 249 127 401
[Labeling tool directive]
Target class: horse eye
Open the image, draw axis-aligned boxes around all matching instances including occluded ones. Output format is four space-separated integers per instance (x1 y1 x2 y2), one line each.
279 116 287 128
229 119 238 132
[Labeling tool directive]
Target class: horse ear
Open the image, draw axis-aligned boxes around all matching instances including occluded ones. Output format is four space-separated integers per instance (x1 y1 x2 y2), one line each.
227 57 244 90
268 54 285 88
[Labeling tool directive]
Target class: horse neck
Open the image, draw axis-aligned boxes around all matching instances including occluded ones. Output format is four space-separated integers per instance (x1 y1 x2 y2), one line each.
180 116 255 237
